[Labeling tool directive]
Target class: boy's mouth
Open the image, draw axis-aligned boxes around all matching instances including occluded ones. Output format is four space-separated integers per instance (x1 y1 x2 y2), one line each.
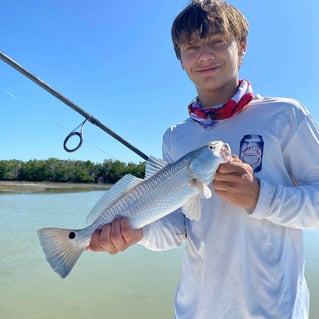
197 65 220 74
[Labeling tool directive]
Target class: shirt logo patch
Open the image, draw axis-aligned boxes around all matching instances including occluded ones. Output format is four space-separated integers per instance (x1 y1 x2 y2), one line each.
239 135 264 173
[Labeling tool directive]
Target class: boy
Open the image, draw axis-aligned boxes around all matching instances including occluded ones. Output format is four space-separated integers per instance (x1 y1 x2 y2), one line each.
89 1 319 318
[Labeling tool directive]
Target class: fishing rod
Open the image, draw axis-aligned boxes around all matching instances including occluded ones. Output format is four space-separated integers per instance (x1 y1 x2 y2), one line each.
0 51 149 161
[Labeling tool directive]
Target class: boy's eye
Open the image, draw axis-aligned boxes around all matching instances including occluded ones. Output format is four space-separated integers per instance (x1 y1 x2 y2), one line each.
185 43 199 51
210 38 227 46
181 35 228 55
186 46 197 52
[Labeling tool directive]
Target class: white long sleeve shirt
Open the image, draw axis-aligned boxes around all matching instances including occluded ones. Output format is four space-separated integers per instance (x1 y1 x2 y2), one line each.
140 95 319 319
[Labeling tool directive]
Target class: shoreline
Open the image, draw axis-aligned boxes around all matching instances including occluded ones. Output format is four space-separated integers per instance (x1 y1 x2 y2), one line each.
0 180 111 193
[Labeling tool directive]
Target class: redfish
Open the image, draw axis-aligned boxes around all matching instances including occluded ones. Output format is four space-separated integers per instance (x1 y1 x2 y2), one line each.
38 141 231 278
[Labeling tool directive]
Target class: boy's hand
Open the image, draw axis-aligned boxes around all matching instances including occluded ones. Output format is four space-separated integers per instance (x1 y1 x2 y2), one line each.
87 217 143 255
213 155 260 210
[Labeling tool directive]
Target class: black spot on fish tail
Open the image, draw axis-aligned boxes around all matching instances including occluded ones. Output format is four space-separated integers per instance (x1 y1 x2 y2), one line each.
68 232 76 239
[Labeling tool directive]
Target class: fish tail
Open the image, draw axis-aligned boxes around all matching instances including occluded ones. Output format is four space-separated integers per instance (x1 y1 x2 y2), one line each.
37 227 85 278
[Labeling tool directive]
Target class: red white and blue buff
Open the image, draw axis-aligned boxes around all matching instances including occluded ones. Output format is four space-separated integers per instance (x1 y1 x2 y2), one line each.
188 79 254 129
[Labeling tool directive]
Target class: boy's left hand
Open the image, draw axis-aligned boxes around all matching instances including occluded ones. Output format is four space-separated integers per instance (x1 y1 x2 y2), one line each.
213 155 260 210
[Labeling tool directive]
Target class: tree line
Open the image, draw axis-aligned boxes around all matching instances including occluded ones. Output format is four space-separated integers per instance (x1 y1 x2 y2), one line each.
0 158 146 184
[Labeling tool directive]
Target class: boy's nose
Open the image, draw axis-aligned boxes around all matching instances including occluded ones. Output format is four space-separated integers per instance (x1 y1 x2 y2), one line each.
198 43 216 62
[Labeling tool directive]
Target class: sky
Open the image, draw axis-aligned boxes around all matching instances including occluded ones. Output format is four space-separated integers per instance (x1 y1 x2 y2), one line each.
1 0 318 164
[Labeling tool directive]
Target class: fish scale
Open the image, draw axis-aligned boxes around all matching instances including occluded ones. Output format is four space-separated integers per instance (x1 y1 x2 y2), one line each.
37 141 231 278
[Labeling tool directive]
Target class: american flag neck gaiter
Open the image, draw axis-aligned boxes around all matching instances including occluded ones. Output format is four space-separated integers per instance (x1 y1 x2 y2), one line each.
188 79 254 129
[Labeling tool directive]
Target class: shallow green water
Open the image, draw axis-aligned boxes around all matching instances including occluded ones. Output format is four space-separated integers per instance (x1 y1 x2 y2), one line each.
0 192 318 319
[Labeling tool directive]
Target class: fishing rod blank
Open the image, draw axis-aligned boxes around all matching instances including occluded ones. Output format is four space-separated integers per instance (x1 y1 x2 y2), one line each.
0 51 149 160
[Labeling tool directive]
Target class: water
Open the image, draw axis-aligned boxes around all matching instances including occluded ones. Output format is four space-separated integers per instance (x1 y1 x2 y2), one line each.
0 191 318 319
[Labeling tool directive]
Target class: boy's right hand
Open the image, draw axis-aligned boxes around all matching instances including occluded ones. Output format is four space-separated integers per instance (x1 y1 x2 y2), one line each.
87 217 143 255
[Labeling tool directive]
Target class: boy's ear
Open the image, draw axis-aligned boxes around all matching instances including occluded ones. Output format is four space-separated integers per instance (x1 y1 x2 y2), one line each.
239 40 247 56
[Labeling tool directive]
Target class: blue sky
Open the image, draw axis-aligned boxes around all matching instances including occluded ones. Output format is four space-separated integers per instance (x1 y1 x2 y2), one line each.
1 0 318 164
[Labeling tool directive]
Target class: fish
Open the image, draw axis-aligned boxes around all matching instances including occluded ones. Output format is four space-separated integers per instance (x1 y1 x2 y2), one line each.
37 140 231 278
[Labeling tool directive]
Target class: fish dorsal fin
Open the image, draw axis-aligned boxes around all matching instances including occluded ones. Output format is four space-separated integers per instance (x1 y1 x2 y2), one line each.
86 174 143 224
145 156 168 179
182 196 201 221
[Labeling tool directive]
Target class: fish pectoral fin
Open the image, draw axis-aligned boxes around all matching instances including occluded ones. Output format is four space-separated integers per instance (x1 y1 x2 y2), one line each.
182 180 212 221
182 196 201 221
201 183 212 199
191 178 212 199
86 174 143 224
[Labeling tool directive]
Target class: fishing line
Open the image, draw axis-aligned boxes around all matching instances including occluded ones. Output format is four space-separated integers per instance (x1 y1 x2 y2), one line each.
0 85 120 160
0 87 16 98
0 51 149 161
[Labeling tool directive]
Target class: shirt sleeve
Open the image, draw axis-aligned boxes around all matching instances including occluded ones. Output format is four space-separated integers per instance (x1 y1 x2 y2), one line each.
250 114 319 229
138 209 187 250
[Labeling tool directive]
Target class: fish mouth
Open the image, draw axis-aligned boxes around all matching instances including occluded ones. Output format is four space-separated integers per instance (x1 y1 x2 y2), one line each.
220 143 232 162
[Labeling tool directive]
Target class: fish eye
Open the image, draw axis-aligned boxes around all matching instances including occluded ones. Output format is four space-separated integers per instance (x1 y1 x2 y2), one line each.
209 145 215 150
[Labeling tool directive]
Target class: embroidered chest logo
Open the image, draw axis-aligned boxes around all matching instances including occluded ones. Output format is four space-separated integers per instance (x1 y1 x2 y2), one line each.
239 135 264 173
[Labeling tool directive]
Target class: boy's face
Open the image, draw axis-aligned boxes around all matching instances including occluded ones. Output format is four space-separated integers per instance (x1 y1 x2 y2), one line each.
180 33 246 103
